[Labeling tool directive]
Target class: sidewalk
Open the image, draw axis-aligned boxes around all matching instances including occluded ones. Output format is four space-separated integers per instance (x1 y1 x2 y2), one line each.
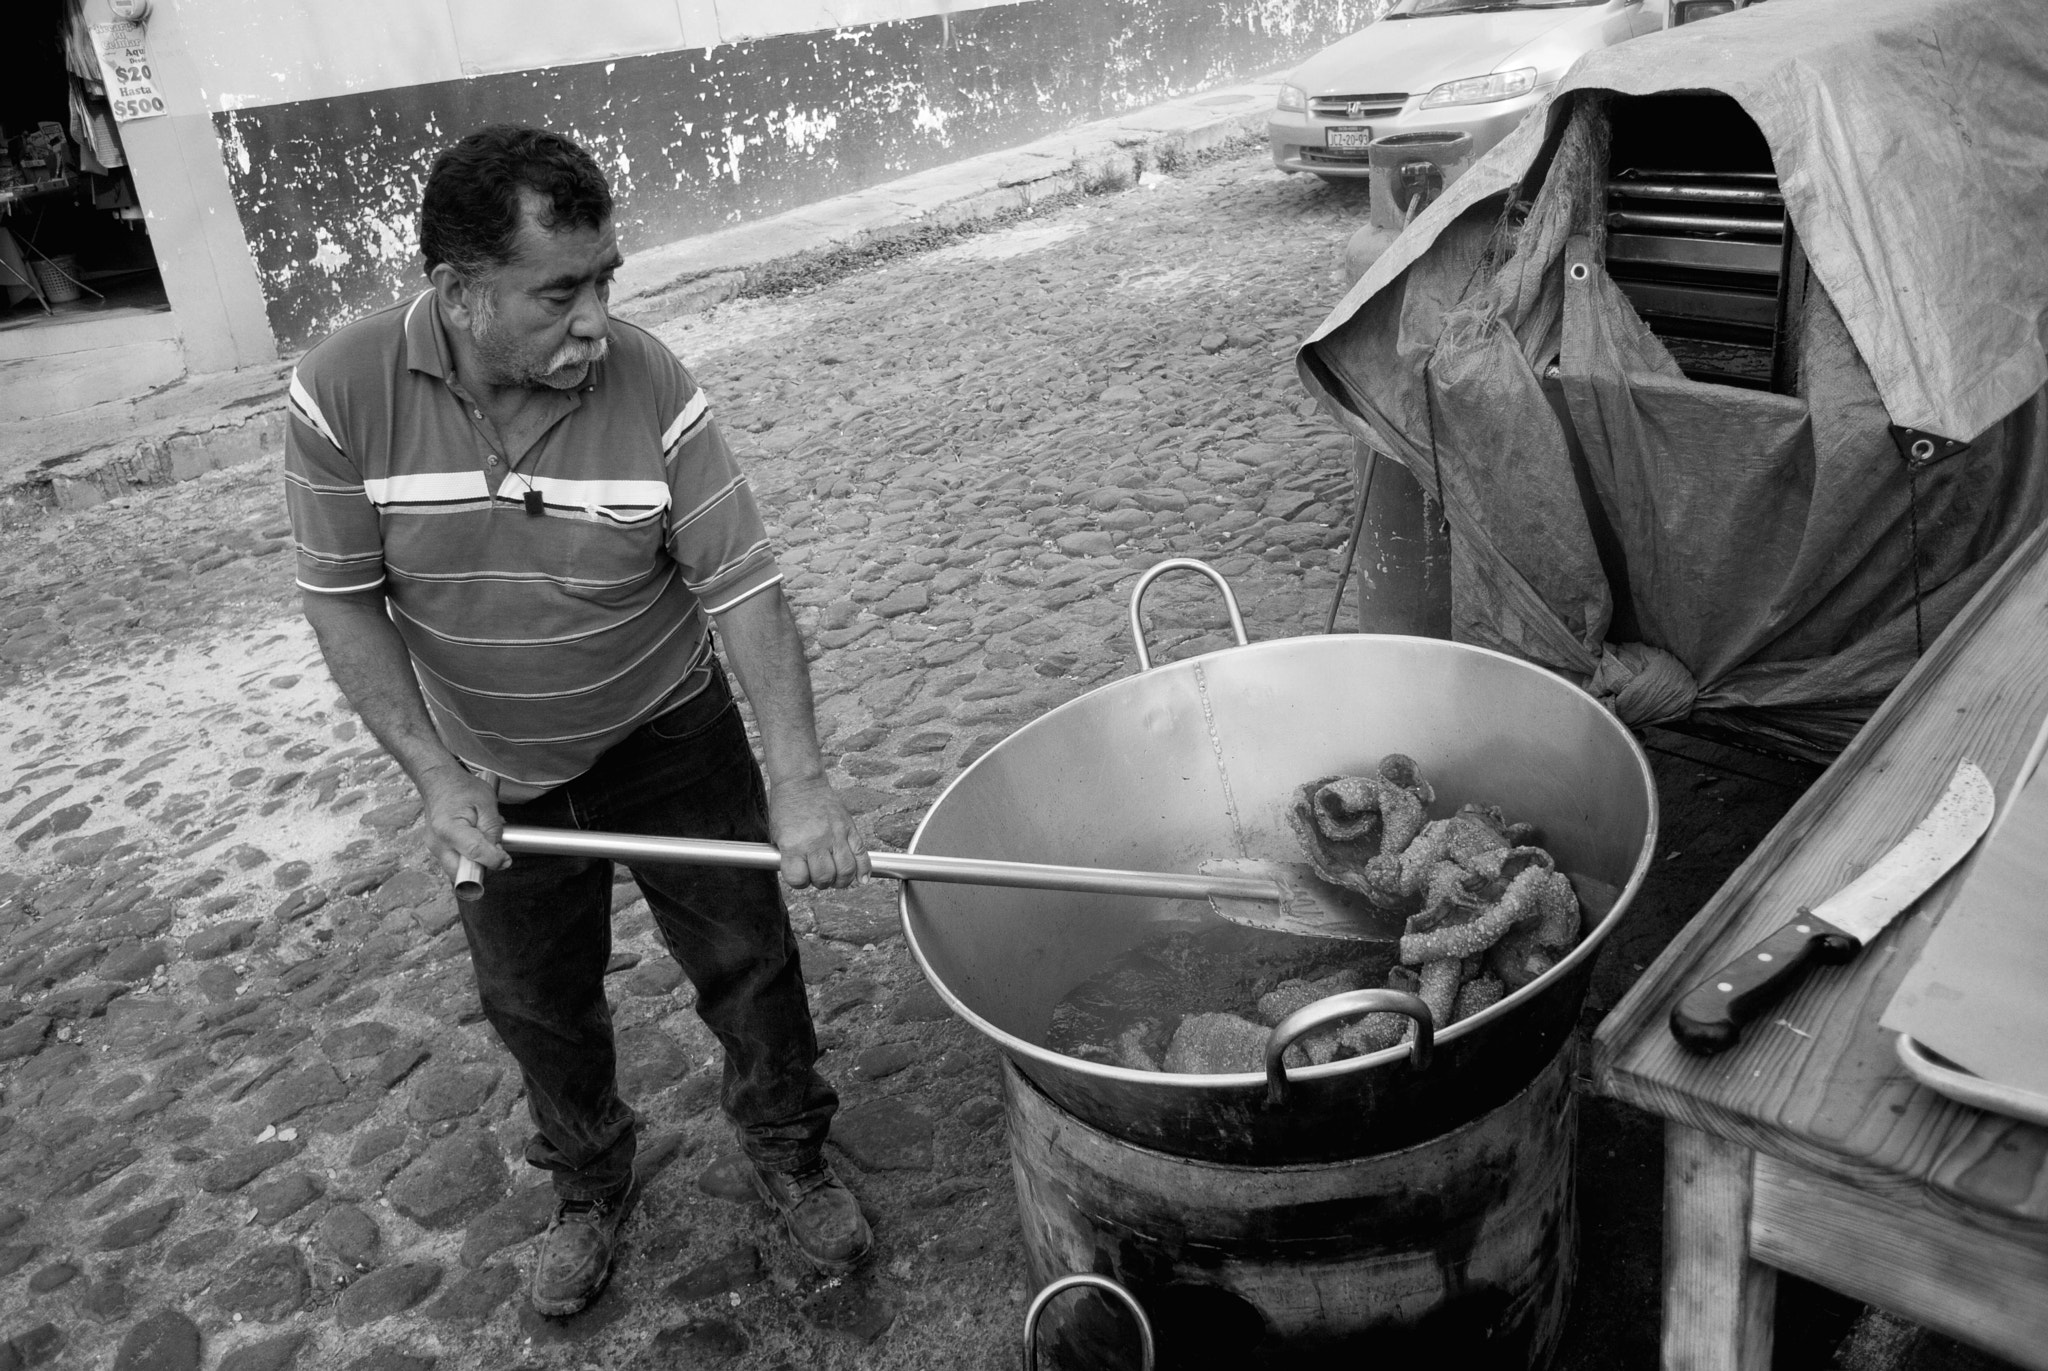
0 78 1279 520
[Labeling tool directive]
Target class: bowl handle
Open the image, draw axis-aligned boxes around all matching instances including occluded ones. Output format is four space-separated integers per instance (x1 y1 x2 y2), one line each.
1023 1274 1156 1371
1127 557 1249 671
1265 989 1435 1107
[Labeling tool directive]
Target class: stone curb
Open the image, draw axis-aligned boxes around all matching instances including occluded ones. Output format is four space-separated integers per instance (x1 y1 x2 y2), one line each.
10 410 290 516
1 78 1278 517
0 360 296 518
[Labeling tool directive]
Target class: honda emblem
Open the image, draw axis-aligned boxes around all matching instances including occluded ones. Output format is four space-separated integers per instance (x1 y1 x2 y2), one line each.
1347 101 1369 118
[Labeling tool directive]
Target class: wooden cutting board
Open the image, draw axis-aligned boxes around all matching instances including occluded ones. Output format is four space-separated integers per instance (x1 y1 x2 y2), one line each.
1882 710 2048 1098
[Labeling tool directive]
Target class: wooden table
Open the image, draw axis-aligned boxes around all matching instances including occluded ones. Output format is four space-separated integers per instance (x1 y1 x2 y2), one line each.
1594 523 2048 1370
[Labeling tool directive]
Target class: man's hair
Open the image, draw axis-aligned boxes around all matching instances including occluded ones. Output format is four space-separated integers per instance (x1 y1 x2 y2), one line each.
419 125 613 281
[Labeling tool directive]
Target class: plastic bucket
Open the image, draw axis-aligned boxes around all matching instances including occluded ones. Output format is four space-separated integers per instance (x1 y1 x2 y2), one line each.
1368 132 1475 230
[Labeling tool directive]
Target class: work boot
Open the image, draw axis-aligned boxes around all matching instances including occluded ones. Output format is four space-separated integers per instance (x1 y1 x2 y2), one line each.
529 1180 635 1318
751 1157 872 1275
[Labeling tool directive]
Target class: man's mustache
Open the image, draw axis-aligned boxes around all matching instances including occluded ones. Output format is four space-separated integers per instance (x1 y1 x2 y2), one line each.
549 336 609 371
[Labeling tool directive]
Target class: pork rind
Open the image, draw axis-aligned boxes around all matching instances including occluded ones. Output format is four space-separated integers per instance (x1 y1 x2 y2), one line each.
1292 757 1585 1029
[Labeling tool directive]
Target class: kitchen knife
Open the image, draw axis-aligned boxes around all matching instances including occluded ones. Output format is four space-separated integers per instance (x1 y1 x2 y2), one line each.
1670 759 1996 1056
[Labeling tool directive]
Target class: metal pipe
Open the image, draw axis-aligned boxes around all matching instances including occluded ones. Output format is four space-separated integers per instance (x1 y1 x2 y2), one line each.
492 824 1285 904
1606 209 1784 238
1614 167 1779 184
1607 179 1783 206
1324 447 1378 635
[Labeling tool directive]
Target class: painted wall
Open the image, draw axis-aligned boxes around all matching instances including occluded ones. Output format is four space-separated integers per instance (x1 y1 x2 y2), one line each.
202 0 1375 352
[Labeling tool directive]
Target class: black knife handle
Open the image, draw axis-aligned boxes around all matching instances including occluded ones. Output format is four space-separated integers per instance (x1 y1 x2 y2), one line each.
1670 908 1861 1056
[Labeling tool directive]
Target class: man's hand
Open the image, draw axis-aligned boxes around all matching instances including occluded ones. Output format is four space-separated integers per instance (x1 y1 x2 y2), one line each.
418 762 511 884
766 773 870 890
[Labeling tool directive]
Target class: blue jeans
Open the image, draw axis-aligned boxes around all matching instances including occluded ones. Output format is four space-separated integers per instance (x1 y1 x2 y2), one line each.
456 663 837 1199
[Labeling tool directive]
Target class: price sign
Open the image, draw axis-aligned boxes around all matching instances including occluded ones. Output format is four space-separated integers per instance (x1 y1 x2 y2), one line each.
91 21 167 123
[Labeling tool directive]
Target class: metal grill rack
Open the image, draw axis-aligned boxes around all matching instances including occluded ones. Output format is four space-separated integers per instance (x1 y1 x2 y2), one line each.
1605 168 1808 392
1308 92 1407 118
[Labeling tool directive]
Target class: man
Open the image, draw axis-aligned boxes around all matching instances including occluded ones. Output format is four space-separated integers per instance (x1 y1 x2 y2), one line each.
284 125 873 1317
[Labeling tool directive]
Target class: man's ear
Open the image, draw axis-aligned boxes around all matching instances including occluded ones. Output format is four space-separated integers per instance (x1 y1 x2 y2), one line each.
430 262 481 333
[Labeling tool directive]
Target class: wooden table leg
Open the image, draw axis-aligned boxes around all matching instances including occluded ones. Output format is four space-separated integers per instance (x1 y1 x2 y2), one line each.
1661 1122 1777 1371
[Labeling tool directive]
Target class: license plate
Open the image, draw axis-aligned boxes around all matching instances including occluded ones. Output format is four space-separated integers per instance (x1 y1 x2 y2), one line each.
1325 126 1373 151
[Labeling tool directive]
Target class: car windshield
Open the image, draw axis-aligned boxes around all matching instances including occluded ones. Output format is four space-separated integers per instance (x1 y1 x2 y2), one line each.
1386 0 1605 16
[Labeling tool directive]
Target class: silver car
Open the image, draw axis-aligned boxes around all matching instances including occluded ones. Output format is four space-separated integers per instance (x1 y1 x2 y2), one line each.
1269 0 1664 181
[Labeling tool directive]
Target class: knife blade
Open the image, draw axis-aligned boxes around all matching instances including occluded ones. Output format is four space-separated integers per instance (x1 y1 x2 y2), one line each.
1670 759 1997 1056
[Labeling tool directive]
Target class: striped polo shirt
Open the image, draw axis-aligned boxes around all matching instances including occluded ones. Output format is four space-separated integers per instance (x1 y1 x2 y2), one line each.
284 290 781 794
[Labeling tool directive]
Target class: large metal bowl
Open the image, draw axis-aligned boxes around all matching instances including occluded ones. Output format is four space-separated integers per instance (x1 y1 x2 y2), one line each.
902 566 1657 1164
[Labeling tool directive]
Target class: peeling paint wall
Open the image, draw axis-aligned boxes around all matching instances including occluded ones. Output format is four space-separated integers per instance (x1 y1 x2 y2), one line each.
211 0 1377 352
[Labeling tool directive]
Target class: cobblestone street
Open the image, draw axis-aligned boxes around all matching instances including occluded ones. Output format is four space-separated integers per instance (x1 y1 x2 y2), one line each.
0 147 1809 1371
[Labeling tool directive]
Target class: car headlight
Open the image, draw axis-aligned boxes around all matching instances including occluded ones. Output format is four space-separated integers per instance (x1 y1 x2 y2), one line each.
1418 68 1538 109
1276 83 1307 113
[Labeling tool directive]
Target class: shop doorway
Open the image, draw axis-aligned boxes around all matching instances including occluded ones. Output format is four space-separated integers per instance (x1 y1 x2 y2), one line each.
1 0 170 355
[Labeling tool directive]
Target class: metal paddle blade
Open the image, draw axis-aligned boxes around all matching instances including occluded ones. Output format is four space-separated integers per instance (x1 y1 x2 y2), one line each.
1197 858 1407 942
